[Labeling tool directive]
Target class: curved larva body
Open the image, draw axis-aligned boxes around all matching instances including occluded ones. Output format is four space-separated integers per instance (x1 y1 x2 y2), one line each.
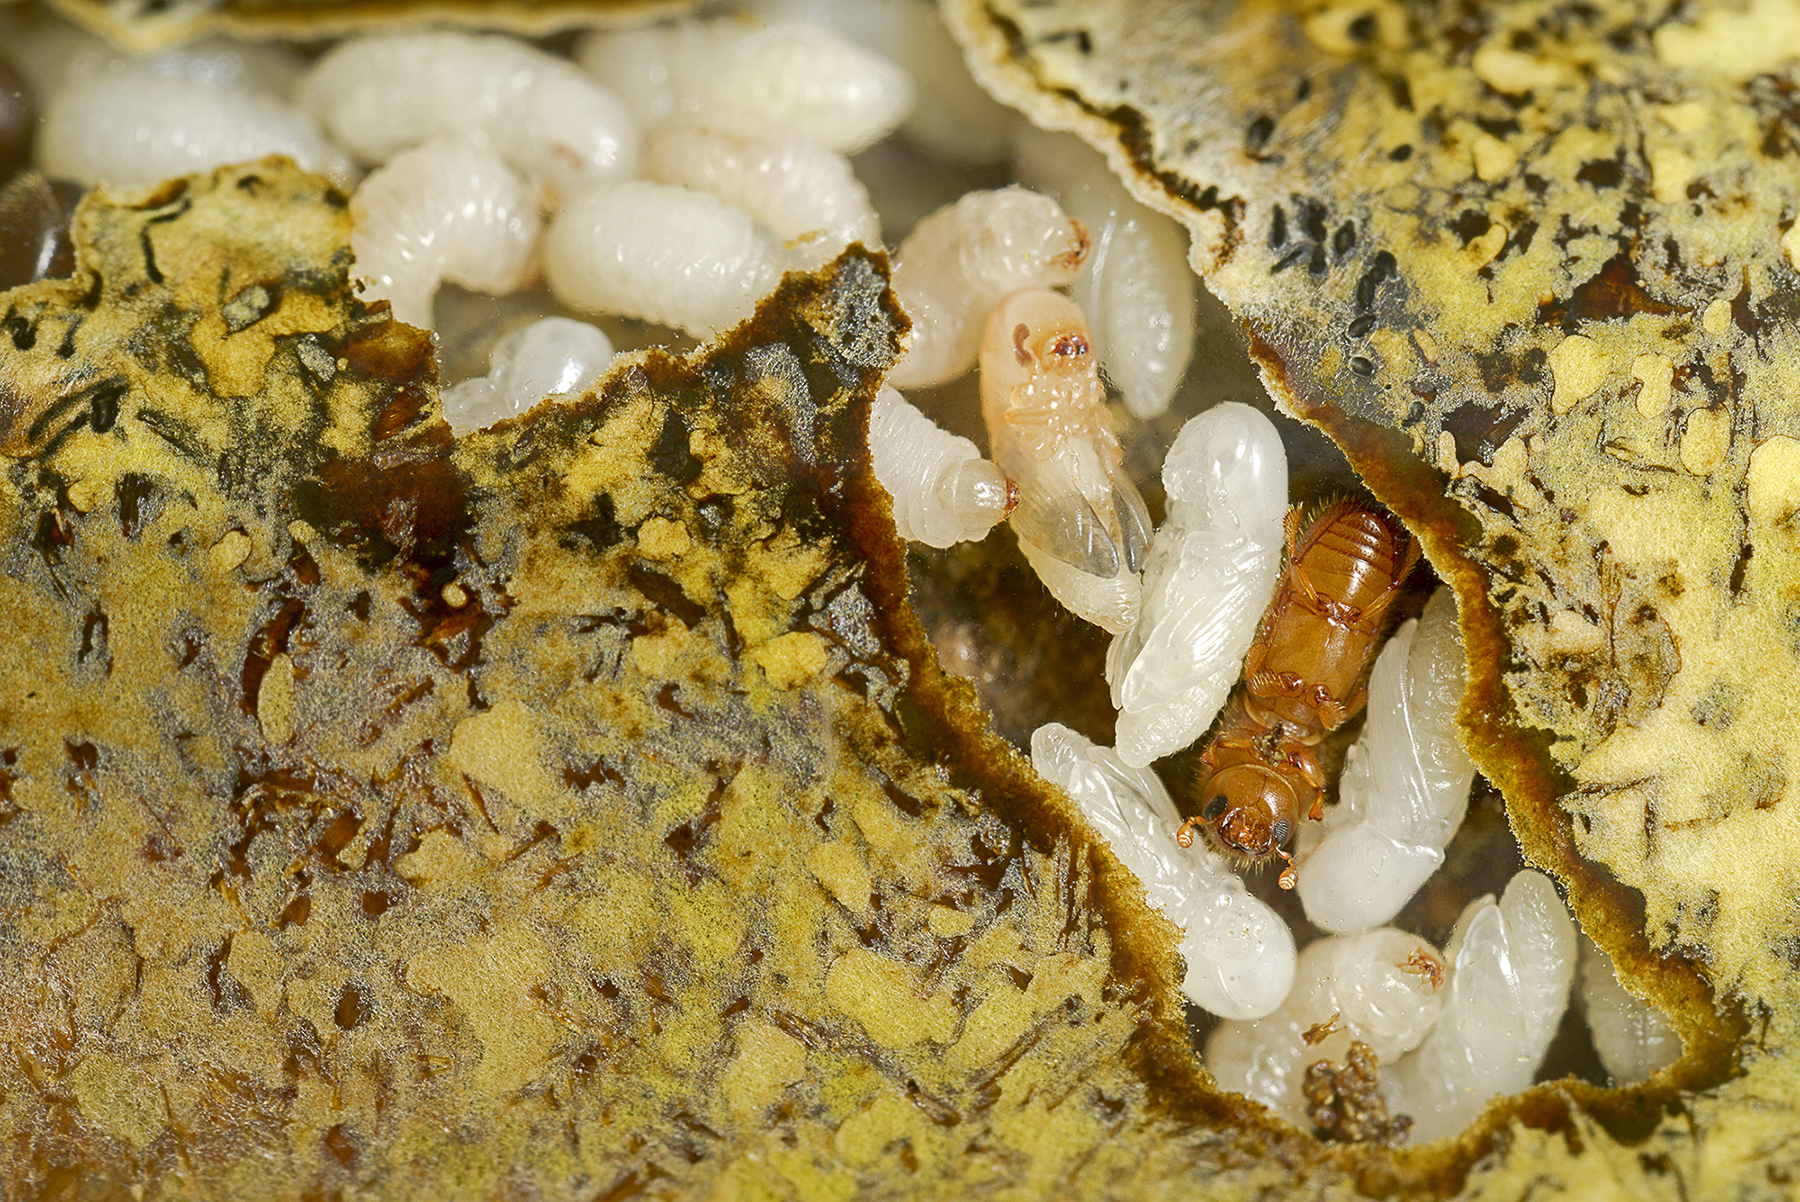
1205 926 1445 1122
1014 127 1196 419
1294 588 1476 933
1030 723 1295 1020
868 388 1009 548
40 74 352 189
889 187 1089 388
1106 403 1289 767
350 138 540 330
745 0 1018 163
440 317 616 434
643 116 879 268
300 32 638 202
577 19 911 155
543 180 784 337
4 18 308 105
1576 933 1681 1086
1384 872 1577 1141
980 288 1149 633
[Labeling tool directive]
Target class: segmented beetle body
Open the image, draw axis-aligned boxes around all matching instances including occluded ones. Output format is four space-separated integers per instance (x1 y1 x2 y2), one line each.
1178 500 1418 887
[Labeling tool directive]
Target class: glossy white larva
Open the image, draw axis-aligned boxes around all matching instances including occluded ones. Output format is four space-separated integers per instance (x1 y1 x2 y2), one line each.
643 115 880 269
1293 588 1477 932
1014 126 1197 419
440 318 616 434
979 288 1149 634
747 0 1020 164
576 18 912 156
299 32 638 204
1030 723 1295 1020
348 138 539 330
889 187 1089 389
543 180 785 337
868 387 1010 549
40 73 352 190
0 18 309 102
1105 403 1288 766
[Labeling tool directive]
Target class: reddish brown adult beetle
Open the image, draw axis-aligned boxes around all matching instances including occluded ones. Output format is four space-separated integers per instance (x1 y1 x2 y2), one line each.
1176 500 1418 887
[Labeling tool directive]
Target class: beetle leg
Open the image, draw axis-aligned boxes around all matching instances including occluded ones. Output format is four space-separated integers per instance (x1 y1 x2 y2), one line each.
1311 685 1349 727
1293 749 1327 820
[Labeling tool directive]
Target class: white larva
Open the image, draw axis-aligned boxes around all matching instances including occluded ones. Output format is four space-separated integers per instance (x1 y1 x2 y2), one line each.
577 18 913 155
542 180 785 337
299 32 638 204
1014 126 1197 419
1293 588 1477 933
1030 723 1296 1020
349 138 540 330
1384 871 1577 1142
1204 926 1446 1124
888 187 1090 389
643 115 880 269
39 74 353 190
980 288 1150 633
0 12 308 104
868 387 1011 548
748 0 1019 164
440 317 616 434
1105 403 1288 766
1575 933 1682 1086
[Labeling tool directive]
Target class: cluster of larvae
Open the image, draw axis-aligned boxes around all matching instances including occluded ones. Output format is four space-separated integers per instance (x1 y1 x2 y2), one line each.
0 0 1680 1145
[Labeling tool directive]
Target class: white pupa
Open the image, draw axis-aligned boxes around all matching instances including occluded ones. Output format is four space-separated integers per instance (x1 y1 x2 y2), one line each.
980 288 1150 634
868 387 1011 548
577 18 912 155
889 187 1090 389
1013 126 1197 419
1105 403 1288 767
39 74 353 189
542 179 785 337
643 114 880 269
1294 588 1477 933
1576 933 1682 1086
349 137 540 330
440 317 616 434
1384 870 1578 1142
299 32 638 203
1030 723 1295 1020
1205 926 1445 1123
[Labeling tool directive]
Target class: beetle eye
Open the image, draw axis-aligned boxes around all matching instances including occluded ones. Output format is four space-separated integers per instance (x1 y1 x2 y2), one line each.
1203 795 1228 820
1272 819 1291 846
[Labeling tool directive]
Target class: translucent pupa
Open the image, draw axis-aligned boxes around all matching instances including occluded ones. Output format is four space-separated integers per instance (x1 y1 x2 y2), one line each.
978 287 1151 634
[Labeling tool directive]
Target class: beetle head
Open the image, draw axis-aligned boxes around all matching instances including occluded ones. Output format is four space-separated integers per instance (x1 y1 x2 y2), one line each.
1194 763 1299 861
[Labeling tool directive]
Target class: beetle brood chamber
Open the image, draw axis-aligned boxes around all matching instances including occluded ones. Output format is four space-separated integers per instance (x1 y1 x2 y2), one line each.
0 1 1712 1193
